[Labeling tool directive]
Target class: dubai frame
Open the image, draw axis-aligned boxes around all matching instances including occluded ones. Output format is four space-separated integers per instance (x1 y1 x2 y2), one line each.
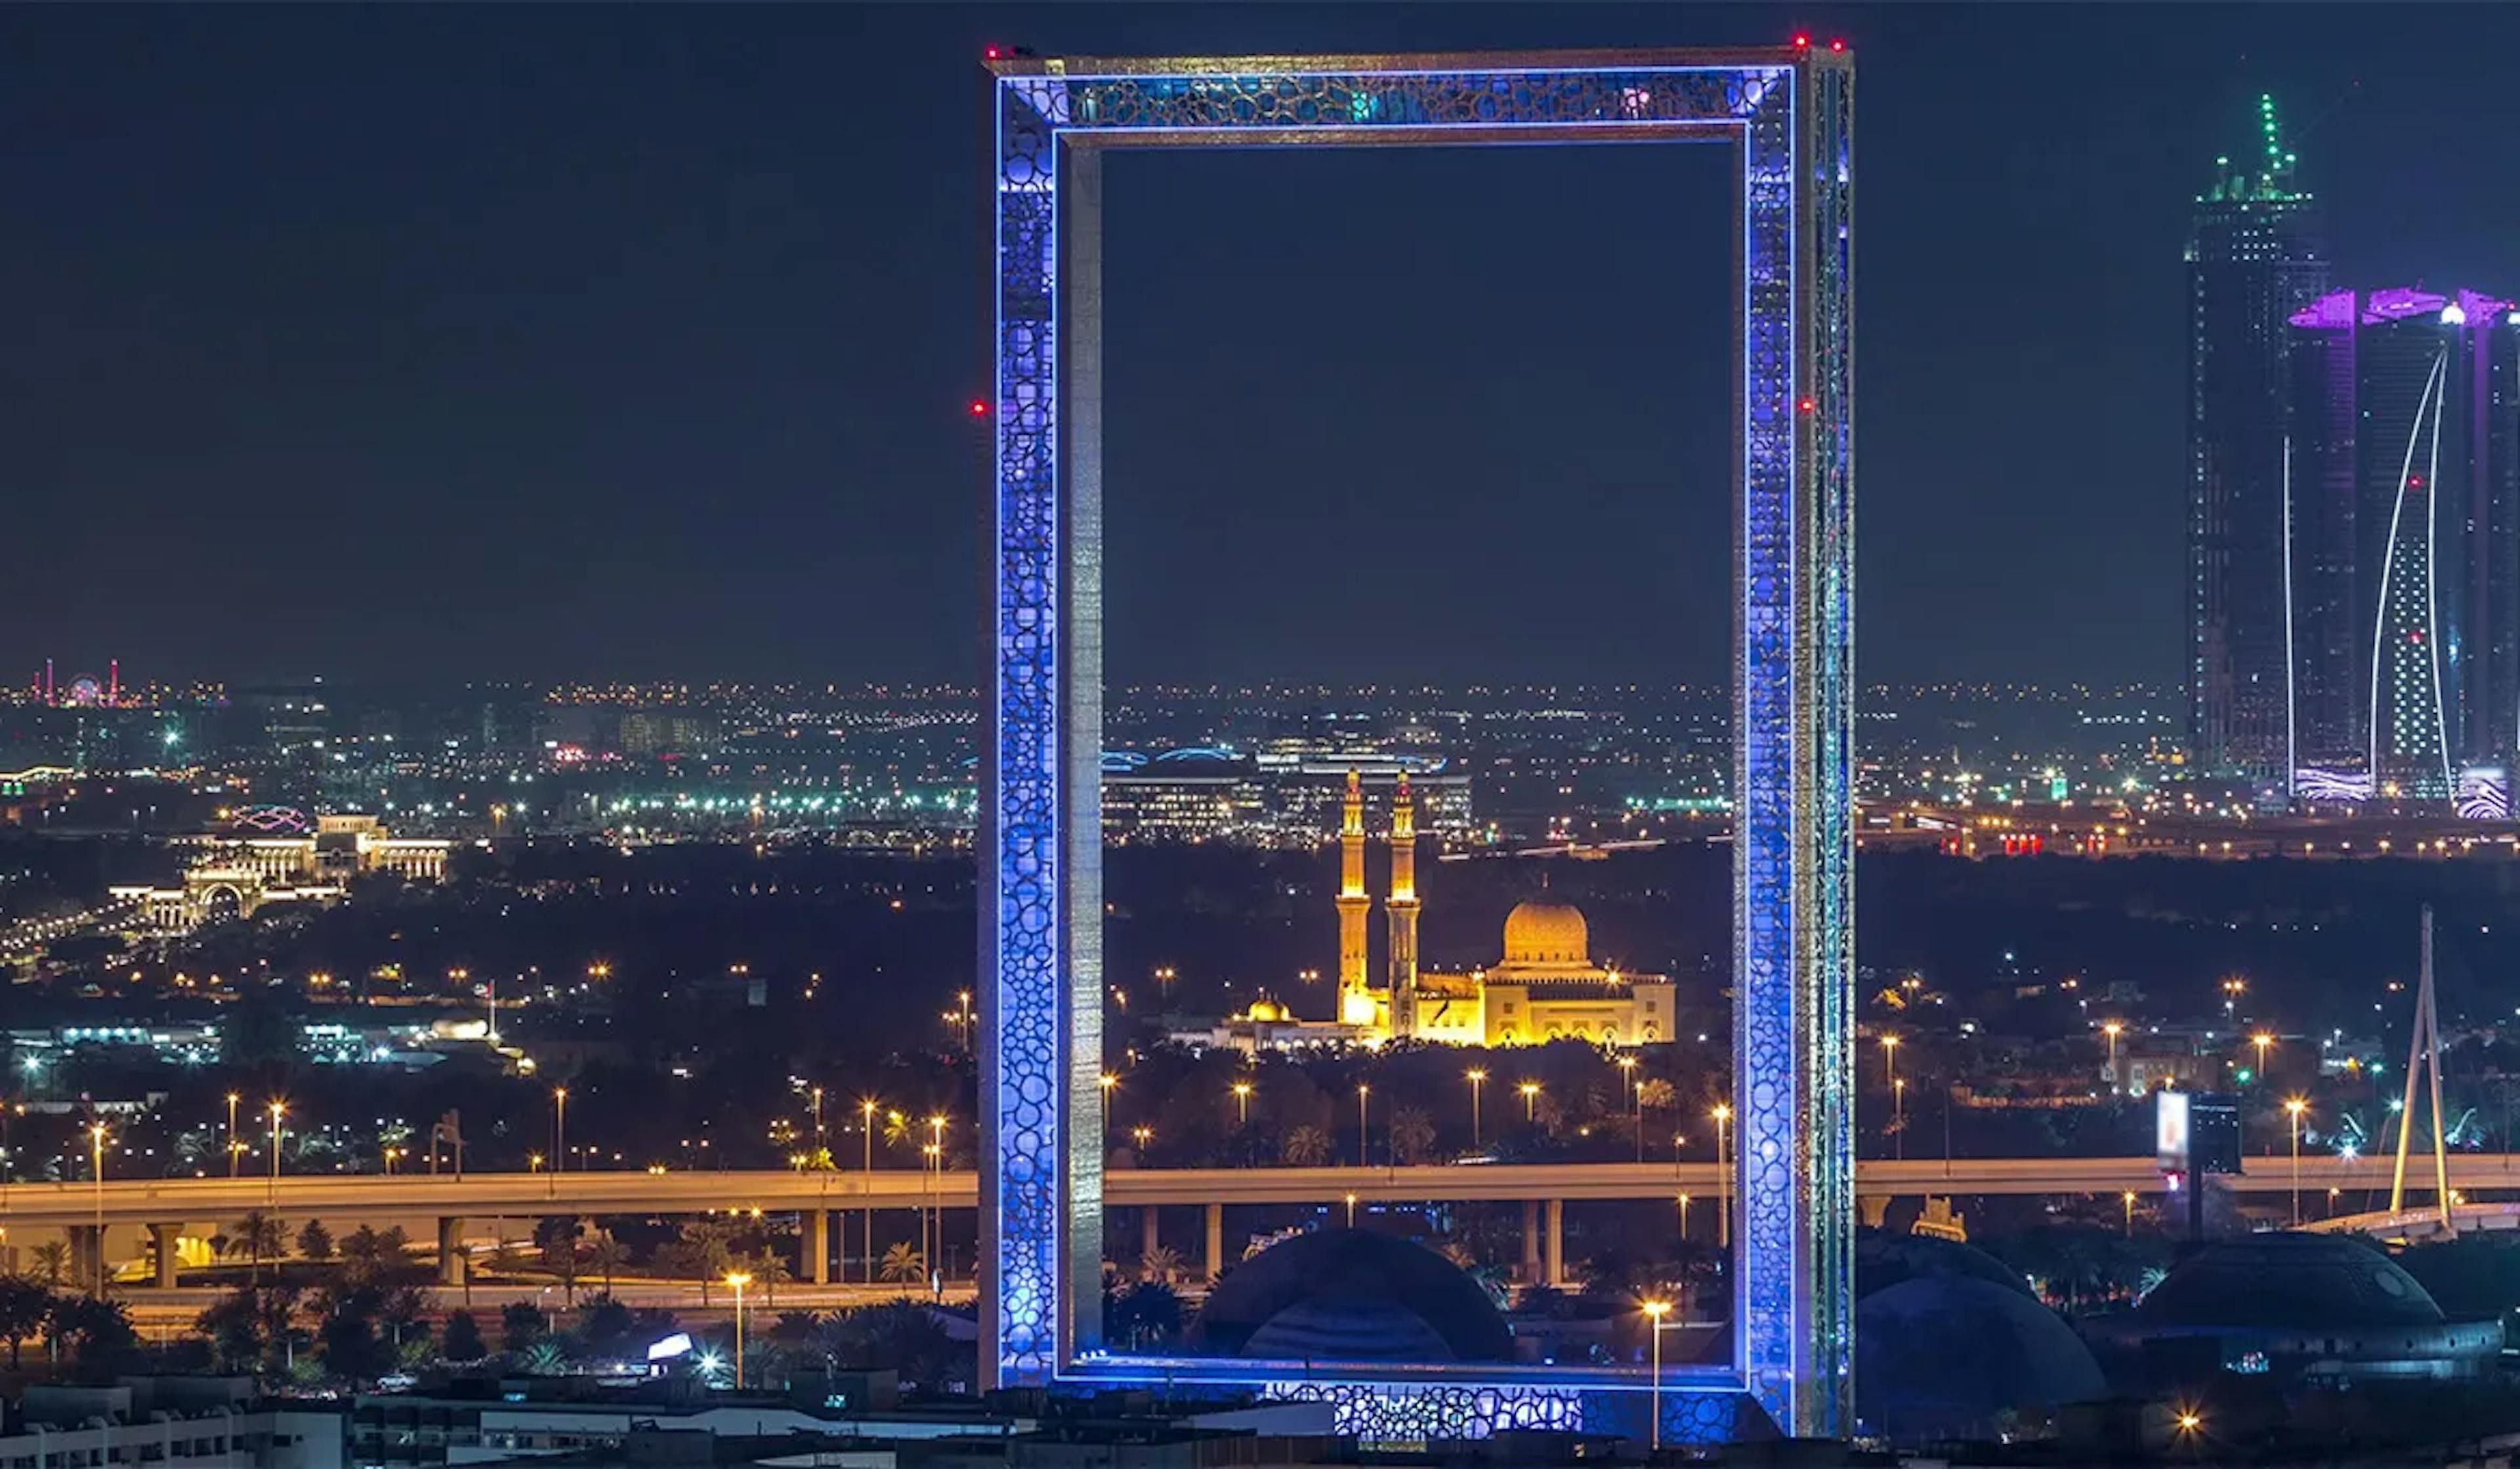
982 45 1855 1441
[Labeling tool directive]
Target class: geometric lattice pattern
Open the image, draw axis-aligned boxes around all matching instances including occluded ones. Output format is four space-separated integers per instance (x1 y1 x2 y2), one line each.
987 45 1855 1439
1259 1383 1586 1440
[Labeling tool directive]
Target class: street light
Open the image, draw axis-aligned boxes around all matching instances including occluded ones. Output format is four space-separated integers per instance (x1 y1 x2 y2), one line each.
551 1088 569 1186
1465 1069 1487 1149
1642 1300 1673 1449
726 1272 753 1388
225 1093 240 1179
1880 1033 1900 1094
1356 1083 1371 1167
2284 1096 2309 1225
1519 1081 1541 1123
90 1122 108 1293
1344 1192 1357 1228
2101 1021 2124 1091
1712 1103 1733 1250
2122 1190 2136 1237
1893 1078 1906 1159
2251 1032 2273 1083
266 1102 285 1198
1677 1192 1691 1241
859 1097 878 1286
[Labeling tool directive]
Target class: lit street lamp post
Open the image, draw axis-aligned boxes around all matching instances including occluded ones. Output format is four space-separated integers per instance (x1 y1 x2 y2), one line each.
2250 1031 2273 1085
1232 1081 1253 1127
1620 1056 1642 1163
726 1272 752 1388
1712 1103 1732 1250
2122 1190 2136 1237
2285 1097 2309 1226
1355 1083 1370 1167
1465 1069 1486 1149
1677 1193 1691 1242
266 1102 285 1200
1643 1300 1672 1449
1519 1081 1540 1124
860 1098 878 1285
90 1123 108 1293
225 1093 241 1179
2102 1021 2124 1093
551 1088 568 1191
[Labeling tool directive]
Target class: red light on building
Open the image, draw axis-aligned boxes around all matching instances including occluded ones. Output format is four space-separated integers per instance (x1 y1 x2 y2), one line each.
1792 33 1811 48
985 46 1003 60
968 399 990 417
1830 39 1846 52
1797 397 1816 414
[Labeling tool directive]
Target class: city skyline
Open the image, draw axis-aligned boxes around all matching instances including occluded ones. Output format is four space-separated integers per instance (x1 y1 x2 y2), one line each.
3 7 2517 688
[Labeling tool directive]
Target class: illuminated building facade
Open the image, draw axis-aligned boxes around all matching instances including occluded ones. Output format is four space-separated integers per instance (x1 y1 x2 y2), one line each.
112 814 451 933
984 45 1853 1439
1099 751 1473 846
1331 773 1676 1045
2286 289 2520 806
2187 96 2329 781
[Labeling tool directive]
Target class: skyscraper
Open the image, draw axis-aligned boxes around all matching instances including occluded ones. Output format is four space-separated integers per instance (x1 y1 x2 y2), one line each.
2286 289 2520 802
2188 96 2329 782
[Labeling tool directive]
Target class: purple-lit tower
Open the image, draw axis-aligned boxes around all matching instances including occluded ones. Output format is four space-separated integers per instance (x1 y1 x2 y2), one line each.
2286 289 2520 806
2188 96 2329 785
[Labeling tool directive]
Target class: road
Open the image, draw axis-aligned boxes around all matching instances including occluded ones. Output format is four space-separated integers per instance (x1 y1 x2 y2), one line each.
8 1153 2512 1230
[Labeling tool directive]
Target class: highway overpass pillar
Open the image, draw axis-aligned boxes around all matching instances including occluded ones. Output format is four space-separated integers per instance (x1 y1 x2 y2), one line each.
1544 1199 1564 1287
150 1223 180 1288
805 1210 831 1286
436 1217 465 1287
1203 1203 1223 1281
68 1226 101 1292
1520 1199 1540 1280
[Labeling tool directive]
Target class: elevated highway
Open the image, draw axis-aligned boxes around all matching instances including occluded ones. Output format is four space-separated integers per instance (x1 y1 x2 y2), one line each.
9 1155 2508 1287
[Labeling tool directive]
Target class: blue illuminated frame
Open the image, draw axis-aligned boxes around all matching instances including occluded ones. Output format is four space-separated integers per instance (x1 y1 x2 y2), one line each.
984 48 1855 1440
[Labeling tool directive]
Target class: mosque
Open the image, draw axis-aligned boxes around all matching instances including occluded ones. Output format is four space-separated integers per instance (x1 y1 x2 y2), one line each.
1201 773 1676 1051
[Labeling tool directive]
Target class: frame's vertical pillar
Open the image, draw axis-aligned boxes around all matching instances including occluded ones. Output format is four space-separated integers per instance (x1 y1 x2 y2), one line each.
985 75 1068 1390
1734 55 1855 1439
1801 51 1858 1440
1059 139 1110 1367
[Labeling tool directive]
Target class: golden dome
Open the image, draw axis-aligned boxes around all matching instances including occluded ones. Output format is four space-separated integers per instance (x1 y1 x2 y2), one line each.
1247 998 1289 1022
1501 901 1590 967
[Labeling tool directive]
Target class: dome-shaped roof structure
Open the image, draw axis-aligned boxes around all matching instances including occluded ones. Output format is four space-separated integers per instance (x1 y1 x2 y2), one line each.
2137 1233 2445 1331
1857 1229 2039 1303
1500 902 1589 968
1858 1277 2107 1441
1188 1230 1511 1363
1246 998 1288 1022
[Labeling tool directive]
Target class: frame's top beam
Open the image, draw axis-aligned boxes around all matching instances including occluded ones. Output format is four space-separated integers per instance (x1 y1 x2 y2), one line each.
985 45 1843 81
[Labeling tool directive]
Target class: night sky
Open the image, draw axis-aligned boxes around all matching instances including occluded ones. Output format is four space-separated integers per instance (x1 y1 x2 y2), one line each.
5 5 2517 689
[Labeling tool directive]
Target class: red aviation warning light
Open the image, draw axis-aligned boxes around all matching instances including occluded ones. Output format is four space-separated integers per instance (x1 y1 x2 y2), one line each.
968 399 990 418
1797 397 1816 414
1830 39 1846 52
1792 32 1812 49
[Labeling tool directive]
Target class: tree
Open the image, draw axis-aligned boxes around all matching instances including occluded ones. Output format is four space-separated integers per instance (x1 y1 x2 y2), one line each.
810 1301 955 1386
296 1220 335 1263
0 1277 54 1368
537 1231 584 1308
878 1243 927 1285
1104 1281 1181 1351
441 1310 486 1361
1280 1125 1332 1167
500 1300 549 1354
584 1233 631 1294
1389 1106 1437 1165
46 1294 136 1374
1138 1245 1186 1287
228 1211 287 1285
28 1241 70 1289
379 1287 429 1348
673 1221 735 1304
742 1249 792 1309
339 1224 413 1286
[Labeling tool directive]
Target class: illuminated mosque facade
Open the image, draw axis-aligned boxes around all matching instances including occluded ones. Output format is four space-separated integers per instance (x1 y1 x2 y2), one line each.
1325 771 1675 1046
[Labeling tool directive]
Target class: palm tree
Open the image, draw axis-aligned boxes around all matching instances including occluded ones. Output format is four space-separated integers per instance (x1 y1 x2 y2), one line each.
28 1242 70 1289
1280 1125 1332 1167
1389 1106 1437 1165
877 1243 927 1285
1138 1245 1186 1287
744 1249 793 1309
228 1210 287 1285
584 1234 631 1294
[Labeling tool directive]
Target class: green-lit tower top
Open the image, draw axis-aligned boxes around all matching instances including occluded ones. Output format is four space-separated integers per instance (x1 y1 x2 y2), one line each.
2204 93 2309 205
